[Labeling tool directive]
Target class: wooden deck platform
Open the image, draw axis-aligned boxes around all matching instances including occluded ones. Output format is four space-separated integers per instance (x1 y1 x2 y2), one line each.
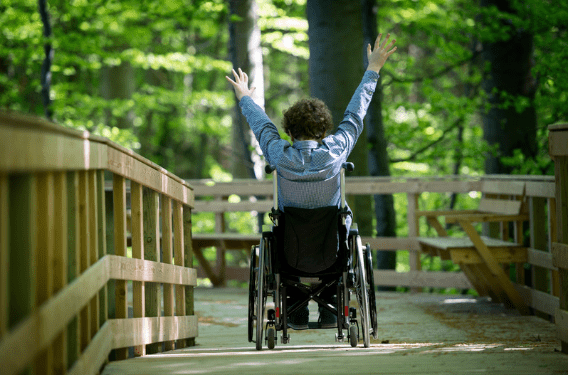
101 288 567 374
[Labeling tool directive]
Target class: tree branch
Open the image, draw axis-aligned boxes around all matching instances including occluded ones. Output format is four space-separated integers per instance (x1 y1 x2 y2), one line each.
390 117 462 163
382 51 480 86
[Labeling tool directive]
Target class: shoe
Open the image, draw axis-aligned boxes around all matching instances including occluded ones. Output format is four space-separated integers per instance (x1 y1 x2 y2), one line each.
318 306 337 329
287 306 309 330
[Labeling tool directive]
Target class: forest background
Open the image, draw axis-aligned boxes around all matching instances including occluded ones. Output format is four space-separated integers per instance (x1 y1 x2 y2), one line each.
1 0 567 289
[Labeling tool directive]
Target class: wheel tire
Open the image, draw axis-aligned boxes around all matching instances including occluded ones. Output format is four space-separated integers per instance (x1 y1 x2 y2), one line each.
267 327 276 350
355 236 371 348
255 238 267 350
349 325 358 348
248 247 258 343
365 244 378 340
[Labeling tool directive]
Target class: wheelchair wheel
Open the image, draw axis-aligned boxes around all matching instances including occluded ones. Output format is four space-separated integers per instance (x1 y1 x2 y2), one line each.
267 326 276 350
354 235 371 348
365 244 378 340
255 237 269 350
247 247 257 343
349 324 358 348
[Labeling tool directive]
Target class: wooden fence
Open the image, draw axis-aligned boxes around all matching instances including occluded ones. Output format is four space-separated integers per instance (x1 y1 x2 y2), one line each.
188 171 563 325
0 111 197 375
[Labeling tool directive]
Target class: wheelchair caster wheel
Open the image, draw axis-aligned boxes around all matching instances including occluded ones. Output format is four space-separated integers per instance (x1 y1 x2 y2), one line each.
349 325 358 347
267 327 276 350
335 333 344 343
281 334 290 344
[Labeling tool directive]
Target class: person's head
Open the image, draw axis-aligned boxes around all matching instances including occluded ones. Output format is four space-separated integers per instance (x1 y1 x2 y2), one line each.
282 98 333 142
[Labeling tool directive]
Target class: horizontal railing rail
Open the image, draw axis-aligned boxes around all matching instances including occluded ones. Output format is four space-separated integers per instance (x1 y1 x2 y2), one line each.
0 111 196 375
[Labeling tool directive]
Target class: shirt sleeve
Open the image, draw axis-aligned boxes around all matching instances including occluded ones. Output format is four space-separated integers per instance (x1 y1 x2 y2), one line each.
238 96 289 166
324 70 379 157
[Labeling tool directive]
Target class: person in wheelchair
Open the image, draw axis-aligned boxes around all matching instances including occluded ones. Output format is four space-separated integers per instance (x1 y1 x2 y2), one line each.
226 34 396 341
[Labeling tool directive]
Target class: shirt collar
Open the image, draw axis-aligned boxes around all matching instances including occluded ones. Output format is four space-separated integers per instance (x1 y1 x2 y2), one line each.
292 140 320 149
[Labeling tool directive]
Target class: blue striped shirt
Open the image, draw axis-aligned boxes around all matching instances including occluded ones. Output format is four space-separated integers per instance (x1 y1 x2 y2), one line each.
239 70 379 214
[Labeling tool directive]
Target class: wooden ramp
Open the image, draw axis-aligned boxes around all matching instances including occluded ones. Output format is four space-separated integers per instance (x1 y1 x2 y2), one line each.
101 288 566 375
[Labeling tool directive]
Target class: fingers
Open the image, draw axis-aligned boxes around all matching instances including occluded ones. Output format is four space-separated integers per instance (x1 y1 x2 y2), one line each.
380 33 390 49
370 33 396 54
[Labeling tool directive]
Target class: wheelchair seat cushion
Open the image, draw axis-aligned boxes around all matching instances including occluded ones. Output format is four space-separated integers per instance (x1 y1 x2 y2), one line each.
280 206 340 273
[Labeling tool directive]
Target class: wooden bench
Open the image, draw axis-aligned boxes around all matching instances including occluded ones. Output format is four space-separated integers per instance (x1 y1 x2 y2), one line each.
416 180 530 314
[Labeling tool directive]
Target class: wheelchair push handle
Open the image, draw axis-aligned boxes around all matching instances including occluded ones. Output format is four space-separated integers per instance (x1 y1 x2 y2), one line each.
265 164 278 212
265 164 276 174
340 162 354 211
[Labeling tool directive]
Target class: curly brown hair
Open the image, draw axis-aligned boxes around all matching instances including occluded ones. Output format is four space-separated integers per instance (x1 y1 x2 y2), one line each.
282 98 333 141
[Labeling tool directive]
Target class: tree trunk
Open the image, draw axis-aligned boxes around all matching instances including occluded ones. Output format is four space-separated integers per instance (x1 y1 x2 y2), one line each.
229 0 265 180
100 62 134 129
481 0 538 174
307 0 372 236
361 0 397 288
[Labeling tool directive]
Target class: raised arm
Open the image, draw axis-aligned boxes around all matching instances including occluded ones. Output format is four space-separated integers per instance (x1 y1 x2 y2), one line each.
327 33 397 154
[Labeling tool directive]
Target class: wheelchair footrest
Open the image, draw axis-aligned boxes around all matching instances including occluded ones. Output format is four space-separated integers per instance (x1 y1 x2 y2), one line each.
308 322 337 329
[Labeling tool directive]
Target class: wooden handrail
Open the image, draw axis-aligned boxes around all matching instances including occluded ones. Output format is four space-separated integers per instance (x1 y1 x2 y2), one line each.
0 110 197 374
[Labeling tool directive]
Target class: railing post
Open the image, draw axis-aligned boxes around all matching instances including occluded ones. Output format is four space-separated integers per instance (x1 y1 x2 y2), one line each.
113 174 128 360
105 177 115 338
0 174 7 340
78 171 91 352
66 171 80 369
215 196 227 287
53 171 68 373
549 198 560 298
174 200 185 349
97 170 107 332
407 192 421 292
162 195 175 351
36 172 54 374
88 171 99 342
131 181 145 356
143 187 161 354
183 205 195 347
549 123 568 353
530 197 550 318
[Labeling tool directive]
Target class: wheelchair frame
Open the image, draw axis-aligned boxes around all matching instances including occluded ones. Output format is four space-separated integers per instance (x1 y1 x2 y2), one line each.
247 163 378 350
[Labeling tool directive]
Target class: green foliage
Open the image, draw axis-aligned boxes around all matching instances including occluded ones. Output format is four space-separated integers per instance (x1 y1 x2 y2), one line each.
378 0 566 179
1 0 566 289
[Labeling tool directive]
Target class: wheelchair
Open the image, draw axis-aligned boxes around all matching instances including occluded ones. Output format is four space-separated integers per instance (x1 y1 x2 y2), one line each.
248 162 377 350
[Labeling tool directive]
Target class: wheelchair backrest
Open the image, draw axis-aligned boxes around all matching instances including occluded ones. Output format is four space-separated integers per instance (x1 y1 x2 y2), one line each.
275 206 347 274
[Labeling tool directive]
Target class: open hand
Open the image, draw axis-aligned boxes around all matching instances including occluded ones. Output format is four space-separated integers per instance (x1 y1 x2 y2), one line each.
367 33 397 73
225 68 256 101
